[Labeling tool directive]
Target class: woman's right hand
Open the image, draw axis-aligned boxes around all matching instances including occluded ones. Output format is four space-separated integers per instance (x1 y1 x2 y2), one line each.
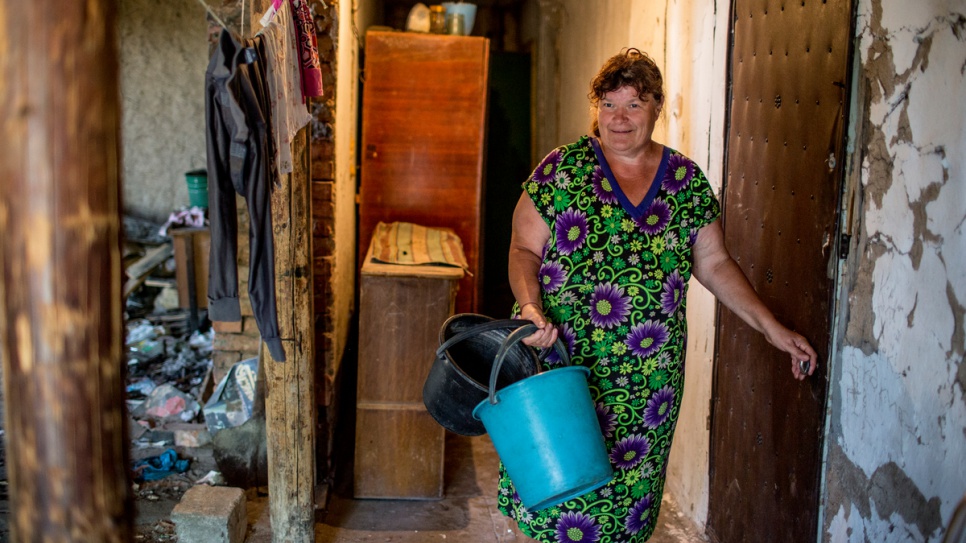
518 302 558 348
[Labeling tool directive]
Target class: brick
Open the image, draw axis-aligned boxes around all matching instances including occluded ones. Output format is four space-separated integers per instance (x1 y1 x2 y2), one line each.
314 236 335 256
312 159 335 181
172 485 246 543
316 35 334 58
165 422 213 448
239 295 254 317
315 140 335 158
312 217 334 240
242 316 261 336
311 144 334 171
313 180 333 201
213 320 242 334
212 332 259 353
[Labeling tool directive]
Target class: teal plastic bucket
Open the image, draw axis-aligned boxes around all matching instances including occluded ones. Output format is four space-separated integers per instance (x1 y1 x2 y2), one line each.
473 326 613 511
185 170 208 208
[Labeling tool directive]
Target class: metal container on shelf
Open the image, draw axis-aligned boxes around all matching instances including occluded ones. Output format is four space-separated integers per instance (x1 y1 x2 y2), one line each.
445 13 464 35
429 5 446 34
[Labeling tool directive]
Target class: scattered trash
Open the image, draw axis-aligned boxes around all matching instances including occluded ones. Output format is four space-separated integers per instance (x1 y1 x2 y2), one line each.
188 328 215 352
159 206 207 236
126 316 213 437
127 378 158 398
203 357 259 435
126 320 165 346
194 470 227 486
133 384 201 424
132 448 191 482
124 216 169 246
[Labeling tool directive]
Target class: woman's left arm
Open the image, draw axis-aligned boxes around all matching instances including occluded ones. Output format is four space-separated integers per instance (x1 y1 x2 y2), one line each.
691 220 817 380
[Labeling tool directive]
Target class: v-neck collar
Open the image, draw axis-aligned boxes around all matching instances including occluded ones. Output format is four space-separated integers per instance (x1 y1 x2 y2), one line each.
590 137 670 220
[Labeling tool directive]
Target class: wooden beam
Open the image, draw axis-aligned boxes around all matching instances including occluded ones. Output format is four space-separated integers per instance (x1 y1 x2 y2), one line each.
0 1 134 541
265 127 317 541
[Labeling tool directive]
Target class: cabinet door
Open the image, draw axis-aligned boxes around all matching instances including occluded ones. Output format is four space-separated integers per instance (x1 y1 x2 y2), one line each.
359 31 489 314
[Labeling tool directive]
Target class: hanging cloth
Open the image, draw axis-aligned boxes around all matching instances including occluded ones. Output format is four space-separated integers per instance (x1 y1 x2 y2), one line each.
259 0 313 174
260 0 285 26
290 0 324 99
205 29 286 362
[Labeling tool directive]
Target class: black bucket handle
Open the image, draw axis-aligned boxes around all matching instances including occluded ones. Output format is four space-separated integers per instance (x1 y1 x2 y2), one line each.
487 324 571 405
435 318 533 358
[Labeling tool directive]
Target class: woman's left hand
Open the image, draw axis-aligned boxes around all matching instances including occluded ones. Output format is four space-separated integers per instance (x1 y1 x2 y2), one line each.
518 303 558 349
764 324 818 381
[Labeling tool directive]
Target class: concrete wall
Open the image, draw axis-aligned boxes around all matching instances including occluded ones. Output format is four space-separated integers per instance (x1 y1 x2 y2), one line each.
118 0 209 222
823 0 966 541
547 0 730 528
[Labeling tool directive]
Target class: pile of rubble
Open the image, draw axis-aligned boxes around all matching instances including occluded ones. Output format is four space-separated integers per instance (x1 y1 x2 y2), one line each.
123 215 217 451
126 320 214 449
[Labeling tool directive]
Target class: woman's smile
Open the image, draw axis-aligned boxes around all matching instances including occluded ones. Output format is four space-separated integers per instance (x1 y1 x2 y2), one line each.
597 86 661 156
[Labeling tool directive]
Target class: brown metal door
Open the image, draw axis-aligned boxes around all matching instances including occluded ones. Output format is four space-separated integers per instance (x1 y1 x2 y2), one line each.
708 1 854 541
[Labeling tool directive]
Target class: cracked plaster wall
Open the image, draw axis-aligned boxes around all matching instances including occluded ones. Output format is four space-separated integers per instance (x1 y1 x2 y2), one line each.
824 0 966 541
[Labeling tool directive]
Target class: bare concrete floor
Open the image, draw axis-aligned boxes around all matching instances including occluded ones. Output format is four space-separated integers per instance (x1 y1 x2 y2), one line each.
245 433 707 543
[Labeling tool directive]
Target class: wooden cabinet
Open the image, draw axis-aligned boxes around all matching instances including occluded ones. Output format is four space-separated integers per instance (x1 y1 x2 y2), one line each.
358 31 489 314
169 227 209 309
353 246 463 499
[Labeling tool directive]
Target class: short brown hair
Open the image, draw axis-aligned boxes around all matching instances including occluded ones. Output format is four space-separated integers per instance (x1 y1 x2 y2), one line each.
588 48 665 136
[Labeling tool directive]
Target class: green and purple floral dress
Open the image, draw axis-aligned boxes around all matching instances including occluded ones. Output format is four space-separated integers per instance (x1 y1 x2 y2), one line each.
498 136 720 542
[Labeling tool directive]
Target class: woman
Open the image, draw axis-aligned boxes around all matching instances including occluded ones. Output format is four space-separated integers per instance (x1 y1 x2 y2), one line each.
501 49 817 542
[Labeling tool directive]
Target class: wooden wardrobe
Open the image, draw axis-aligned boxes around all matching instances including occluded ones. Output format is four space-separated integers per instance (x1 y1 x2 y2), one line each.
358 30 489 314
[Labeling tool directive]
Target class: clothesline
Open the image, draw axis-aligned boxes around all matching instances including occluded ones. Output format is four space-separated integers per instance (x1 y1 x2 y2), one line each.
194 0 326 41
194 0 241 39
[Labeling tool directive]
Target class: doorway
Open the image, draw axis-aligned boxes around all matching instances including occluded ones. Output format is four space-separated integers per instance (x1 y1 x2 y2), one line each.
708 1 855 541
481 51 532 318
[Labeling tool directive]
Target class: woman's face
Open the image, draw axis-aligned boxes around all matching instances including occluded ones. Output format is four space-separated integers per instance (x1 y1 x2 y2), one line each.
596 85 662 157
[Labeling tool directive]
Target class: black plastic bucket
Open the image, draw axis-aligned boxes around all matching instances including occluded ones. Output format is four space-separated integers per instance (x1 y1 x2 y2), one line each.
422 314 541 436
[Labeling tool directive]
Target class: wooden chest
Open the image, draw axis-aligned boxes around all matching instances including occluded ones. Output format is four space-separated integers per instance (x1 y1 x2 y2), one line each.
353 251 463 499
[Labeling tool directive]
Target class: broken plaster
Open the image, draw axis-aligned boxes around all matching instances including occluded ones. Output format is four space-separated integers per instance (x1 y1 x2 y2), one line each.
828 0 966 541
826 444 943 540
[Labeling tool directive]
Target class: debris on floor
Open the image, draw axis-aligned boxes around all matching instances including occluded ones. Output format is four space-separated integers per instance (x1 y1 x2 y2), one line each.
133 449 191 483
123 214 227 543
203 356 259 435
126 320 214 450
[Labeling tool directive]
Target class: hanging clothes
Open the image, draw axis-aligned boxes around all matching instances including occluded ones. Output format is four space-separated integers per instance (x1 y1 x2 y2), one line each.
290 0 324 98
205 28 286 362
260 0 313 174
259 0 285 27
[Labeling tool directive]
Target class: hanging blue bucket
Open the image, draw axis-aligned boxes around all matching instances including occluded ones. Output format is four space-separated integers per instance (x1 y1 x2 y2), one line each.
472 325 613 511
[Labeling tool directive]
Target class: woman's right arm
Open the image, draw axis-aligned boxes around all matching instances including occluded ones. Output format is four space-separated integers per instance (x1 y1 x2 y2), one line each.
508 192 558 347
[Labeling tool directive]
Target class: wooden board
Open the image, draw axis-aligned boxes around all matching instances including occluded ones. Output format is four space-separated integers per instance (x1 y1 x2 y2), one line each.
265 129 316 542
354 263 459 499
353 408 445 499
170 228 210 309
358 31 488 314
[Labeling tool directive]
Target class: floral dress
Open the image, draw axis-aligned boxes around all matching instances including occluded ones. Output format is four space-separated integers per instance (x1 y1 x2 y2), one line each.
497 136 720 543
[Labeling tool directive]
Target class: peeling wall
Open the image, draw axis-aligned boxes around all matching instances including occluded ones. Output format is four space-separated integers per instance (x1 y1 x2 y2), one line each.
329 0 377 373
119 0 209 222
824 0 966 540
551 0 729 529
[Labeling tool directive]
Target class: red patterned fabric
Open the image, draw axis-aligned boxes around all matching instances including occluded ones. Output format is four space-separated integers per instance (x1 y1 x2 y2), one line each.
289 0 323 98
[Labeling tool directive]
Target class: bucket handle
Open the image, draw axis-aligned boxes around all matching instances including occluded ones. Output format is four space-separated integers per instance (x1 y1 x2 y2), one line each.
487 324 570 405
435 318 533 358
